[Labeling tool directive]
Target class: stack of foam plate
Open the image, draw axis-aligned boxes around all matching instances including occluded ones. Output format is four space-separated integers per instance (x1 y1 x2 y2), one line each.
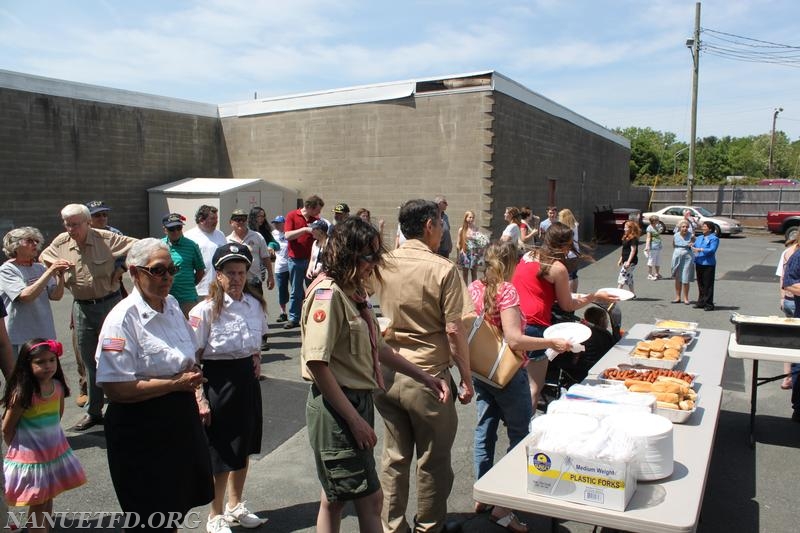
603 413 674 481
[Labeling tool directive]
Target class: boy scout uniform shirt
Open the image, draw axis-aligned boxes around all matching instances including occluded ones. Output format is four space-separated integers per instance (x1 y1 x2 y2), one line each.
379 239 471 375
40 228 137 300
189 293 267 360
301 278 383 390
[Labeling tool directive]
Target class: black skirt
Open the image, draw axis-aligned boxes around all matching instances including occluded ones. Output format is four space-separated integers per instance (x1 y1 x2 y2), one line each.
105 391 213 528
203 357 263 473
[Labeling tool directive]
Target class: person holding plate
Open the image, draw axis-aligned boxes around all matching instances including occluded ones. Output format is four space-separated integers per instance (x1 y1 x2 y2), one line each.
512 222 618 412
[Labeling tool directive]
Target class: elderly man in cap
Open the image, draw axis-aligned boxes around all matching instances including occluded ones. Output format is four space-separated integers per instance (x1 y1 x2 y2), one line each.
227 209 274 298
329 203 350 236
185 205 228 300
162 213 205 318
40 203 137 430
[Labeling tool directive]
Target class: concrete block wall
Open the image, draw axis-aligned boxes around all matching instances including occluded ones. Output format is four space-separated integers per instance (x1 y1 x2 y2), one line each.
0 87 230 240
490 92 643 239
220 91 495 246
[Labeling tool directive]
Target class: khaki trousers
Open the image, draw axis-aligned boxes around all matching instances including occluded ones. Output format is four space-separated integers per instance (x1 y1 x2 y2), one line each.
374 369 457 533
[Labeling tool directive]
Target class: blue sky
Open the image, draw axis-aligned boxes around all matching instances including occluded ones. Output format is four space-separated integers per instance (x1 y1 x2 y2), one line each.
1 0 798 140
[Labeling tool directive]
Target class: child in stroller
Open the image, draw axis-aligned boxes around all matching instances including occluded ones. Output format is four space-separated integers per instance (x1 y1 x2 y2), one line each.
541 303 622 407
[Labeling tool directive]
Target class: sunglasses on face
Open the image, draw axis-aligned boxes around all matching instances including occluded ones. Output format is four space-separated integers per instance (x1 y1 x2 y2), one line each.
166 226 183 232
232 217 247 223
92 213 109 218
359 252 381 264
138 264 180 277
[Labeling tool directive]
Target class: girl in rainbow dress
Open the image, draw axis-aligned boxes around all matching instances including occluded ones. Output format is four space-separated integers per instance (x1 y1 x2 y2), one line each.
2 339 86 532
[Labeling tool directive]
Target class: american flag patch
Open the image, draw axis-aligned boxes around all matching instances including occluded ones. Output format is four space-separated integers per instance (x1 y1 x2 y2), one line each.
102 337 126 352
315 289 333 301
188 315 201 328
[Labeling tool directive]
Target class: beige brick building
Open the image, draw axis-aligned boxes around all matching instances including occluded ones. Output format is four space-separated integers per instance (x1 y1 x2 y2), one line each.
1 70 643 243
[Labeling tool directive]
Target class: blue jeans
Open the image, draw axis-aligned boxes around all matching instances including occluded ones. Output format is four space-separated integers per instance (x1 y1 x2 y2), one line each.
287 257 310 322
473 369 532 480
276 270 290 309
524 323 548 361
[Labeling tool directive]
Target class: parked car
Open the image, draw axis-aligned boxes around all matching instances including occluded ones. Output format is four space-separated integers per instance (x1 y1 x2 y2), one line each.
758 179 799 187
641 205 743 236
767 211 800 242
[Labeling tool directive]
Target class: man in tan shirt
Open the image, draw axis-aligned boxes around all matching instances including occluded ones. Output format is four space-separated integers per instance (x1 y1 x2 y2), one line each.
375 199 473 533
40 204 137 430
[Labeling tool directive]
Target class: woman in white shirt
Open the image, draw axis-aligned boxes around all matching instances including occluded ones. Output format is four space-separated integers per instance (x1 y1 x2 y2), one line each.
189 243 269 533
96 238 213 532
271 215 290 322
500 207 522 244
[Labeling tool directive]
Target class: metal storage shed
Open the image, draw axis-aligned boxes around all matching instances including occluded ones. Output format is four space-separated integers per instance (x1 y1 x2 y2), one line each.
147 178 298 237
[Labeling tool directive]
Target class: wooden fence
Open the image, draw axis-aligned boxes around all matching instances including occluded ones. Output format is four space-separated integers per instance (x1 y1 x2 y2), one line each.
649 186 800 222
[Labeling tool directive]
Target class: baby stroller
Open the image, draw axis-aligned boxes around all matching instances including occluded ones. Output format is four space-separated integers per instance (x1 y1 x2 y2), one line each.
539 301 622 410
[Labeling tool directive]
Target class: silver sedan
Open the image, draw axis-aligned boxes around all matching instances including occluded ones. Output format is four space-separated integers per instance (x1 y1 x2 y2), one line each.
642 205 743 236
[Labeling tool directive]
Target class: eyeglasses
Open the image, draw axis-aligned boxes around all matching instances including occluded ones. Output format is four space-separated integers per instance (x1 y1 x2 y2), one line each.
138 264 179 277
21 237 40 245
91 213 109 218
359 253 381 264
232 217 248 223
166 226 183 232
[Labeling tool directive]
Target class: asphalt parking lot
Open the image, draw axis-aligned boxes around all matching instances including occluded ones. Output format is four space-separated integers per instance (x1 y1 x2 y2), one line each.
37 230 800 532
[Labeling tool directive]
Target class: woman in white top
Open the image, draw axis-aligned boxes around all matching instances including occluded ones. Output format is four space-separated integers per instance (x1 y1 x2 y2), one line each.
96 238 213 532
189 243 269 533
500 207 522 244
306 219 330 281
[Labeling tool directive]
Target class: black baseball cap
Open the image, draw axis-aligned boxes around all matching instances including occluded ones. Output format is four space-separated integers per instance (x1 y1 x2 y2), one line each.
212 243 253 270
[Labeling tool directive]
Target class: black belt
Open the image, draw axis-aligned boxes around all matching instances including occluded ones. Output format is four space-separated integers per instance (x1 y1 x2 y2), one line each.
75 289 121 306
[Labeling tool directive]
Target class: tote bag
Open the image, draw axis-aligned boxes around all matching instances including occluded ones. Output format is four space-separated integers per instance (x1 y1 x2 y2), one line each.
463 312 526 388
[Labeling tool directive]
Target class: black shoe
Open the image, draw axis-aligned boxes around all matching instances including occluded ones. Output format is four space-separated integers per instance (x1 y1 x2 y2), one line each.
71 414 103 432
704 305 715 311
693 303 704 309
277 313 288 323
283 321 299 329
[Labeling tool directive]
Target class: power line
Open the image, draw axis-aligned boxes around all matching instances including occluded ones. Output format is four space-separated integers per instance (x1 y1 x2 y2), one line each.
700 27 800 67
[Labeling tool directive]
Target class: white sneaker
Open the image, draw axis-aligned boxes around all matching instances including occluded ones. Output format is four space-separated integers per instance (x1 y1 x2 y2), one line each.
207 515 232 533
224 501 268 528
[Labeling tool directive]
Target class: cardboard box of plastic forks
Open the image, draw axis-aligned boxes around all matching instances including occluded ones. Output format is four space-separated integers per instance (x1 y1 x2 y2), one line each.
526 444 636 511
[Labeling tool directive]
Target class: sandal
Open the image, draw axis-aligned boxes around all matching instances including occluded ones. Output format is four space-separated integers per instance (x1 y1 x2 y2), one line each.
490 510 528 533
671 299 681 304
781 376 793 390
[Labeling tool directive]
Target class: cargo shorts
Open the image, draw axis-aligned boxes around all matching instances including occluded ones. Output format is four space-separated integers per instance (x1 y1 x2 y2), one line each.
306 385 380 502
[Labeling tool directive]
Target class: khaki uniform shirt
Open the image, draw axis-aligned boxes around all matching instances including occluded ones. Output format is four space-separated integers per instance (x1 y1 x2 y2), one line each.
40 228 137 300
379 239 470 375
300 278 385 390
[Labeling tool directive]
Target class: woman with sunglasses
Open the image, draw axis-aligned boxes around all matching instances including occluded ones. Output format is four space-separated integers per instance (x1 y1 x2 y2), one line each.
188 243 269 533
301 217 449 533
0 227 70 357
96 238 213 532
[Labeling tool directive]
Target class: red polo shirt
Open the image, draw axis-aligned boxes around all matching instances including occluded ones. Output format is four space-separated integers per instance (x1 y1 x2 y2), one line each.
285 208 317 259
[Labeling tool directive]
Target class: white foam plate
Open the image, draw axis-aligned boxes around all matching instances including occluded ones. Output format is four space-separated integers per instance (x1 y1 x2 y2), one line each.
597 287 635 301
543 322 592 344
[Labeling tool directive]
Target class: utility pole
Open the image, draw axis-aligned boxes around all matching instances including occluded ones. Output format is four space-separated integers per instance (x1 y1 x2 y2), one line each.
686 2 701 205
768 107 783 179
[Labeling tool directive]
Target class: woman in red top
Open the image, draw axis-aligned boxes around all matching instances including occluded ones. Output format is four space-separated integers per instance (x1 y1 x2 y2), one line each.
512 222 618 411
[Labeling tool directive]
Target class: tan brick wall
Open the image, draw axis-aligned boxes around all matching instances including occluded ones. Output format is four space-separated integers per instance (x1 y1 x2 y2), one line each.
490 92 641 239
220 91 495 246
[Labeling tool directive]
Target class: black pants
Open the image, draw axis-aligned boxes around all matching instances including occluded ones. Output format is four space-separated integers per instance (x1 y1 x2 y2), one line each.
695 264 716 307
